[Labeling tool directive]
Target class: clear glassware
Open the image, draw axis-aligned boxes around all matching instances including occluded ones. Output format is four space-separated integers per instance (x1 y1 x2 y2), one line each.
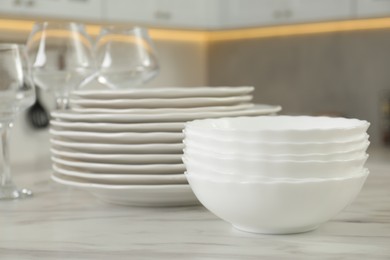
95 26 159 88
0 44 36 200
26 22 95 110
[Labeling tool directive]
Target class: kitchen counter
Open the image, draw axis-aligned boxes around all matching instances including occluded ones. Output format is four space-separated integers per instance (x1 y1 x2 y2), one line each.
0 148 389 260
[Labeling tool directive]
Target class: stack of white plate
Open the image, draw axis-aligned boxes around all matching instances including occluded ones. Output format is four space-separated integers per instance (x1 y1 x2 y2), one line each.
183 116 370 233
50 87 282 206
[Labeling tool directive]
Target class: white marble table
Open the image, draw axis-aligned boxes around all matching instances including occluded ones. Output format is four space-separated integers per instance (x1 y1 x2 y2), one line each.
1 149 390 260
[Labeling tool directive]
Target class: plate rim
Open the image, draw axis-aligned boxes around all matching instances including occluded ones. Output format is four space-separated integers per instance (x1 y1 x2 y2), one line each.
50 138 185 149
51 104 282 122
72 86 254 98
53 164 187 181
52 172 191 190
51 156 185 172
51 148 183 160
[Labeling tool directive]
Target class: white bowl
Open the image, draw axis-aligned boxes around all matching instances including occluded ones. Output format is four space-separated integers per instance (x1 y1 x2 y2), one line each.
186 169 369 234
184 157 366 180
185 116 370 143
183 149 368 179
184 131 369 155
185 141 368 161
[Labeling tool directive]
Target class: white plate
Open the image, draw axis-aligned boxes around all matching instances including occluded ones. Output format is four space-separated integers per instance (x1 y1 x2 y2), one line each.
51 139 184 154
53 164 187 185
72 86 254 99
51 105 282 123
51 173 198 207
71 103 253 114
50 129 184 144
70 96 252 109
51 148 182 164
52 156 185 174
50 121 185 132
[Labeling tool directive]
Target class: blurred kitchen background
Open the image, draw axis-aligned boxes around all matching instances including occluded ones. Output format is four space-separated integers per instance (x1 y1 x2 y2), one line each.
1 0 390 165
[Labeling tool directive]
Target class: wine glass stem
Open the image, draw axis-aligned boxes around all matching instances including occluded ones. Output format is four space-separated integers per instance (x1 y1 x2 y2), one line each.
56 96 69 110
55 88 70 110
0 121 13 187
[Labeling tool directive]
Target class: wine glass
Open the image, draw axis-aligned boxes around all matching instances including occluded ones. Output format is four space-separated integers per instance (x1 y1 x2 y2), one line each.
26 22 95 110
95 26 159 88
0 44 36 200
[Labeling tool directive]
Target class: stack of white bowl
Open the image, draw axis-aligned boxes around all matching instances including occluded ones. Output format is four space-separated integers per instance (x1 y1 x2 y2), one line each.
49 86 282 206
183 116 370 234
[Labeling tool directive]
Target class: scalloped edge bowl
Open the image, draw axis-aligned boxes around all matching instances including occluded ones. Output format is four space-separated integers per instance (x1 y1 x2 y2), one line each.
186 169 369 234
185 116 369 143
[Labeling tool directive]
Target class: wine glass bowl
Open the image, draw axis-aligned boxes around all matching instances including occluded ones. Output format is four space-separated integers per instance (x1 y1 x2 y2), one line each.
0 44 35 119
95 26 159 88
0 44 36 199
26 22 94 109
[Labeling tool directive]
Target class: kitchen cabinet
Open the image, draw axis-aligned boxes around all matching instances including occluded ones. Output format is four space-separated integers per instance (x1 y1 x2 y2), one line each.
291 0 352 23
0 0 103 21
222 0 294 28
103 0 222 29
222 0 352 28
0 0 390 30
354 0 390 18
102 0 154 25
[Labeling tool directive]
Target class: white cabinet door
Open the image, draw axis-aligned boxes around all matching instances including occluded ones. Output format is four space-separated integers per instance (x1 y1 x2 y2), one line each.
223 0 294 28
104 0 156 24
291 0 352 22
153 0 221 28
355 0 390 17
0 0 103 21
104 0 221 29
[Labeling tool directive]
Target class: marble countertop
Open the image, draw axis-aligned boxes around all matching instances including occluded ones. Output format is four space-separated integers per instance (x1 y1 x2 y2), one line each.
0 148 389 260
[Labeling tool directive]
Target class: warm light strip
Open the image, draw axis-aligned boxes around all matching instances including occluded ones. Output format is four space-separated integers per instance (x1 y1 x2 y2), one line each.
1 17 390 42
0 19 208 42
0 19 34 31
85 24 208 42
208 18 390 41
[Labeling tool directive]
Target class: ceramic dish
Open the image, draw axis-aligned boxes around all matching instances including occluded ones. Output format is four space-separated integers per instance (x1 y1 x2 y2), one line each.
184 141 368 161
72 86 254 99
70 95 252 109
53 164 187 185
50 129 184 144
184 165 362 182
51 139 184 154
185 116 370 142
50 120 185 132
184 130 369 155
52 156 185 174
184 158 364 180
186 169 368 234
51 105 282 123
71 103 253 114
182 149 368 178
52 173 199 207
51 149 183 164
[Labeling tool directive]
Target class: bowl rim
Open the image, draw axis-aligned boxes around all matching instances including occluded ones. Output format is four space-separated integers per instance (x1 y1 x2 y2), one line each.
185 168 369 184
183 149 369 164
185 115 370 133
183 139 370 157
183 129 370 146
